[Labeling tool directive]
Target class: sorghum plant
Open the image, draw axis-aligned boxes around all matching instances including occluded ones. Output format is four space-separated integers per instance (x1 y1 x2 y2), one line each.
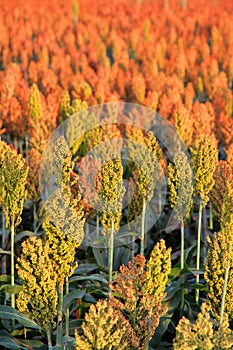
44 136 85 346
0 139 28 308
110 239 171 349
205 232 233 320
97 158 125 284
59 90 88 123
205 218 233 323
173 303 233 350
191 135 218 303
209 160 232 222
16 236 58 349
25 148 41 231
167 151 193 310
75 300 133 349
127 131 162 256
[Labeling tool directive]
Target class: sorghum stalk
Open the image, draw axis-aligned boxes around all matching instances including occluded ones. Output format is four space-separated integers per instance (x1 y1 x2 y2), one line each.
196 201 203 304
25 135 29 154
10 216 15 330
33 202 37 232
47 329 53 350
65 277 69 337
56 283 64 349
108 219 115 286
19 139 23 155
202 206 207 259
209 202 213 230
180 220 185 311
131 234 136 261
140 198 146 256
158 191 162 214
96 214 99 237
181 221 185 271
220 251 231 325
10 216 15 309
145 296 155 350
1 211 6 274
13 137 18 152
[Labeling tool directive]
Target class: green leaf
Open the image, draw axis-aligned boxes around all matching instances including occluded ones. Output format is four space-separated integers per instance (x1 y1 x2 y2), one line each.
63 290 86 309
0 306 41 330
185 245 196 265
0 336 25 349
0 275 11 283
18 339 44 348
167 289 182 312
92 249 108 270
150 315 173 348
14 230 43 243
0 284 22 294
113 239 131 248
185 268 204 275
164 283 182 302
0 248 11 255
74 264 98 275
185 283 208 291
70 274 108 284
66 319 83 332
63 336 75 350
91 237 107 246
169 265 181 279
84 294 97 303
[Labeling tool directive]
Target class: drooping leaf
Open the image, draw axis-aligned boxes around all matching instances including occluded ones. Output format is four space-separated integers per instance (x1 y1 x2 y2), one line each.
0 248 11 255
0 336 25 349
70 274 108 284
63 290 86 309
0 306 41 330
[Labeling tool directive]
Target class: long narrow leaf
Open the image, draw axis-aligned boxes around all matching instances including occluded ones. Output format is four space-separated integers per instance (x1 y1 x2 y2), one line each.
63 290 86 309
0 306 41 330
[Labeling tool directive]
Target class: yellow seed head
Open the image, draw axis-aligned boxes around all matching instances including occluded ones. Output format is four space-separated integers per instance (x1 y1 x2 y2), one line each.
191 135 218 206
16 236 58 331
167 151 193 222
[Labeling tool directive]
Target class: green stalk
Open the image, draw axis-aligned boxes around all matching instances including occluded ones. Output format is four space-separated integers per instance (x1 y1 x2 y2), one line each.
11 217 15 309
158 191 162 215
145 296 155 350
209 202 213 230
2 211 6 274
10 217 15 330
19 139 23 155
25 135 29 154
131 236 135 261
181 221 185 270
108 220 114 285
180 220 185 312
96 214 99 237
195 201 203 304
47 329 53 350
65 277 69 337
33 202 37 232
56 283 64 349
140 198 146 257
220 245 232 325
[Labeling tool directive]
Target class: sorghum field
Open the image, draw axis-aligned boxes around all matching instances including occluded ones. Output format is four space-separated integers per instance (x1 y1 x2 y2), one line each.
0 0 233 349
